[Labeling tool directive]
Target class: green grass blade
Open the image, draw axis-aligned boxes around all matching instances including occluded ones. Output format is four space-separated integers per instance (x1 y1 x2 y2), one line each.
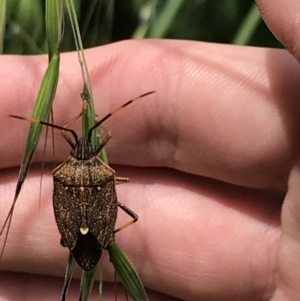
65 0 101 150
0 0 6 53
108 241 149 301
232 3 261 45
148 0 184 38
14 50 60 202
6 18 43 54
132 1 154 39
7 0 44 54
0 50 60 261
46 0 63 59
79 267 97 301
60 252 77 301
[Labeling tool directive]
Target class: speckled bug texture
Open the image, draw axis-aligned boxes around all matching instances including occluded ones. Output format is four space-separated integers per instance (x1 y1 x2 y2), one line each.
53 146 118 271
8 91 155 271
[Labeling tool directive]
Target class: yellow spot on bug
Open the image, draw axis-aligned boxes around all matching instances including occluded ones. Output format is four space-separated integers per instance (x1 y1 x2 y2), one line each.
80 227 89 235
80 187 84 192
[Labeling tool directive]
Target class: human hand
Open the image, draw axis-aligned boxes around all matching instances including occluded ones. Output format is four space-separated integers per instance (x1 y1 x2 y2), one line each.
2 0 300 300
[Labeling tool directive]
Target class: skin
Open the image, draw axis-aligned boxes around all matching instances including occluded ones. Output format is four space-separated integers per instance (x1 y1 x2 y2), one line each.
1 0 300 300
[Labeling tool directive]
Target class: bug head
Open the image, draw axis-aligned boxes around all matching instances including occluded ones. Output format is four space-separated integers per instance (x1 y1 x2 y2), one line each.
71 137 93 160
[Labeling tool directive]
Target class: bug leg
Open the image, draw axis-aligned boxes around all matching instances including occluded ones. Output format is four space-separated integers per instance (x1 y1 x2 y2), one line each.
114 203 138 234
63 99 87 128
92 114 112 152
59 99 87 147
92 125 112 155
61 131 76 149
115 177 129 185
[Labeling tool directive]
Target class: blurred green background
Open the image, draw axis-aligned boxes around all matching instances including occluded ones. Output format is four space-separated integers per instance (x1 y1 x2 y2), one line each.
1 0 282 54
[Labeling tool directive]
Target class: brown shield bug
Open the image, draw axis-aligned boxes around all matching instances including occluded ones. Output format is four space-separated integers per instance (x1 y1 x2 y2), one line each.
9 91 155 270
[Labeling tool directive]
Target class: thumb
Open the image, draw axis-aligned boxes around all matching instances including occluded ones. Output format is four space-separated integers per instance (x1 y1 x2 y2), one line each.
256 0 300 62
274 159 300 300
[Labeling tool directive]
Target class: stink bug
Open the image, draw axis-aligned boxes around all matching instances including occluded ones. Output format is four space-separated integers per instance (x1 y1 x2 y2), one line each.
9 91 155 270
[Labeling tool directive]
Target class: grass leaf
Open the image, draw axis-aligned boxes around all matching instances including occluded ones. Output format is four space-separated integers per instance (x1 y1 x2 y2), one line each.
13 50 60 206
0 0 6 53
232 3 261 45
108 241 149 301
0 49 60 261
45 0 63 59
79 267 97 301
60 252 76 301
148 0 184 38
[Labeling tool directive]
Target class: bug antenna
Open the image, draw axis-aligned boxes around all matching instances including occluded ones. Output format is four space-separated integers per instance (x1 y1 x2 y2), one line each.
9 115 79 147
87 91 155 142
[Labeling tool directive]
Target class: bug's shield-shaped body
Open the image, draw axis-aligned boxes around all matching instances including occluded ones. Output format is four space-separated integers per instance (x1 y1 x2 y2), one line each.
53 154 117 271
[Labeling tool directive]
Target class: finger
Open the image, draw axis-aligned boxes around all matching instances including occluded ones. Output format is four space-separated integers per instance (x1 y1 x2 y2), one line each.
0 271 177 301
0 165 282 300
272 159 300 301
3 40 300 189
256 0 300 62
0 272 84 301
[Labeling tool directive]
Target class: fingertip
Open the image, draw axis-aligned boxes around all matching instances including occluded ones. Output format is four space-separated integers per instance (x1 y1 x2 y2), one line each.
256 0 300 61
281 157 300 242
275 158 300 299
